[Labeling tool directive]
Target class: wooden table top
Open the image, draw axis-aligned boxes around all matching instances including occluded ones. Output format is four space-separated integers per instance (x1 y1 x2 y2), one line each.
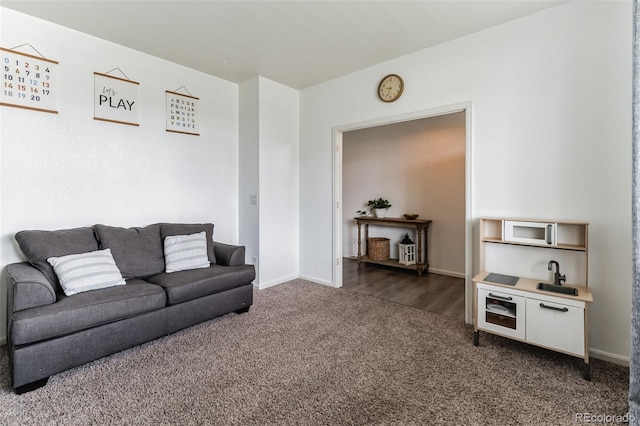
354 216 432 225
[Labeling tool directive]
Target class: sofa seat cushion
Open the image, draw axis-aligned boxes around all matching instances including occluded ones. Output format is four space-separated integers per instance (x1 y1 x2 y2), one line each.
146 264 255 305
11 280 166 346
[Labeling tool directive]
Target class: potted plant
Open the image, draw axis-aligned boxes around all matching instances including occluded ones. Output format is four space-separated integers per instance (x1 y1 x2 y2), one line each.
367 198 392 218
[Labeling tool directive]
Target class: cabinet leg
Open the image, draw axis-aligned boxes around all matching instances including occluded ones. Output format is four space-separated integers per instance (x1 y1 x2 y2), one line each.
582 362 591 381
473 330 479 346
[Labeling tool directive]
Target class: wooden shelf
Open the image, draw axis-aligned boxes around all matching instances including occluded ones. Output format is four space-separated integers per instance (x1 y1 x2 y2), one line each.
480 218 587 251
354 216 432 276
482 238 587 252
357 255 428 274
481 237 503 243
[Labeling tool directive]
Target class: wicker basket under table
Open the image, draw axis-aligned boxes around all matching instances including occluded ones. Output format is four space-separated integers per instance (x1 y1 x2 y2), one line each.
367 237 390 261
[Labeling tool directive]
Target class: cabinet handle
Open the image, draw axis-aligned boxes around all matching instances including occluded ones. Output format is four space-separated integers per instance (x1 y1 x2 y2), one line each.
539 303 569 312
546 224 553 244
488 293 512 302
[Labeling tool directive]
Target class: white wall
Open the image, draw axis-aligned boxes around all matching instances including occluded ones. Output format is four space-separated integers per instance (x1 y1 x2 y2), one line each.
300 1 632 361
342 113 466 276
0 8 240 343
258 77 300 288
239 77 300 288
239 77 260 277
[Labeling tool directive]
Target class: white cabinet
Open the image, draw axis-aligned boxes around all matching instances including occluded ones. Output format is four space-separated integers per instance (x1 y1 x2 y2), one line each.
526 297 585 357
473 218 593 380
477 285 526 340
477 282 586 356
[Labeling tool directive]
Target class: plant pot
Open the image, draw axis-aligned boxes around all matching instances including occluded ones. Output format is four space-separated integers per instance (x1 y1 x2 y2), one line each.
373 208 387 218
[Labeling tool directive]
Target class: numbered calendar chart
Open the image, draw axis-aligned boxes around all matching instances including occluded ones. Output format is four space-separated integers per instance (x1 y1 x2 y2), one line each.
1 47 58 114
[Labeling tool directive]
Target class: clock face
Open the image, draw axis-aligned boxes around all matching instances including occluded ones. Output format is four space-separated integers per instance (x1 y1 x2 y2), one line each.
378 74 404 102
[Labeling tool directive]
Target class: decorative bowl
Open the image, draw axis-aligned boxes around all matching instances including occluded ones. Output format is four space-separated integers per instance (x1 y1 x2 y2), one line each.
403 214 419 220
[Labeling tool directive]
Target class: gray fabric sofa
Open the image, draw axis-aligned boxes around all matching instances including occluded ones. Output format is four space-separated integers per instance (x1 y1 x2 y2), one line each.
6 222 255 394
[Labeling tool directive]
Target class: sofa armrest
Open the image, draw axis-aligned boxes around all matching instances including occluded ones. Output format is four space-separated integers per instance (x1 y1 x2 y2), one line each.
213 242 246 266
6 263 57 313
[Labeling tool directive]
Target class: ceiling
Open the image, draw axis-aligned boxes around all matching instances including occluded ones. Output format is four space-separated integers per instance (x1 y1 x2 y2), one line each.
1 0 566 89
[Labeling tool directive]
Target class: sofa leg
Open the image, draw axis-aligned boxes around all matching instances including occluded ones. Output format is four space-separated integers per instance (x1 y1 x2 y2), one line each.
236 306 251 314
15 377 49 394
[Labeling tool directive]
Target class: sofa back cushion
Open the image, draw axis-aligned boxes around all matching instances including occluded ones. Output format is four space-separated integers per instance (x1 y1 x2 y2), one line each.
15 227 100 289
95 224 164 279
159 223 216 264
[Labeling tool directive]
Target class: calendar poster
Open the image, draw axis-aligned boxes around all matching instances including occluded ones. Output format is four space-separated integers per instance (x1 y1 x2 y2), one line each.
94 72 139 126
0 47 58 114
166 91 199 136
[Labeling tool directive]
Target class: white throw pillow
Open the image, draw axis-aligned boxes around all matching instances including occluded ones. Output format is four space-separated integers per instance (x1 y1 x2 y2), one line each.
164 231 210 273
47 248 126 296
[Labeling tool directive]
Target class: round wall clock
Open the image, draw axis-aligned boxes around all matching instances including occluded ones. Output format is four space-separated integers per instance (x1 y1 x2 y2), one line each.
378 74 404 103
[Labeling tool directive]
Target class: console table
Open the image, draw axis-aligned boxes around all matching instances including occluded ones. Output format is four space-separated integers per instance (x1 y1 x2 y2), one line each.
354 216 432 276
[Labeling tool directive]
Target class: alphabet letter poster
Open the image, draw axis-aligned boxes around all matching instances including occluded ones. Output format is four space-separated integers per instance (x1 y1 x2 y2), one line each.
166 91 199 136
94 72 139 126
1 47 58 114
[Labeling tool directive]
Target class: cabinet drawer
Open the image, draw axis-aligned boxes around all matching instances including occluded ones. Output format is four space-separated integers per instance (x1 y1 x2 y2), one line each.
525 298 585 356
486 312 516 329
477 287 525 340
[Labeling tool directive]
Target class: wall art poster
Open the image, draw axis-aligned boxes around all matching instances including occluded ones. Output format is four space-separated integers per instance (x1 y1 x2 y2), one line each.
94 72 139 126
1 46 58 114
166 91 199 136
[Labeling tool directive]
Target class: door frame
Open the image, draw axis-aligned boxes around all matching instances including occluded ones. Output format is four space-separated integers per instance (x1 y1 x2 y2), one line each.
332 101 474 323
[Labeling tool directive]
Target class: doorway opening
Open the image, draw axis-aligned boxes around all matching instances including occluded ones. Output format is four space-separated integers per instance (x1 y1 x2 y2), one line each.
332 103 473 323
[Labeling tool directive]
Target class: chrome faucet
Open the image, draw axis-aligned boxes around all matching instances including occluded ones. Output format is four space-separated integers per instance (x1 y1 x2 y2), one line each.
548 260 566 286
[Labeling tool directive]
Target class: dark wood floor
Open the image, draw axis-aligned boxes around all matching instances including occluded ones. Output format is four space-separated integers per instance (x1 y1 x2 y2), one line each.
341 258 465 320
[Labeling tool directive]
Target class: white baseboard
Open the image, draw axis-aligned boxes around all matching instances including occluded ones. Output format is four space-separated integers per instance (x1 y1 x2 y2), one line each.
256 274 300 290
255 270 462 287
589 348 629 367
428 268 465 279
298 274 336 287
252 274 335 290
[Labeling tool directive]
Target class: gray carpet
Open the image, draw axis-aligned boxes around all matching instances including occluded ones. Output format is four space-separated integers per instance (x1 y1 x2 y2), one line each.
0 279 629 425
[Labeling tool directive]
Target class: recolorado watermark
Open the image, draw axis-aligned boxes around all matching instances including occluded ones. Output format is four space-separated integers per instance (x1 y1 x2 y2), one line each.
575 412 635 423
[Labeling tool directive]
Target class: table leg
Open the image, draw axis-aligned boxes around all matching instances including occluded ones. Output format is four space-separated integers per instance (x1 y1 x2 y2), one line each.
356 222 362 260
417 227 423 265
364 224 369 256
425 224 430 273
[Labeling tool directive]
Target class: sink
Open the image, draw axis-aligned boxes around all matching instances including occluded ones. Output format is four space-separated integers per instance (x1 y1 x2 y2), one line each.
537 282 578 296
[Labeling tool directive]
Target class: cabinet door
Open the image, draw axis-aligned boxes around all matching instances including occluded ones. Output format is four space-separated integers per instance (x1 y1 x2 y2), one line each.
525 298 585 356
478 287 526 340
